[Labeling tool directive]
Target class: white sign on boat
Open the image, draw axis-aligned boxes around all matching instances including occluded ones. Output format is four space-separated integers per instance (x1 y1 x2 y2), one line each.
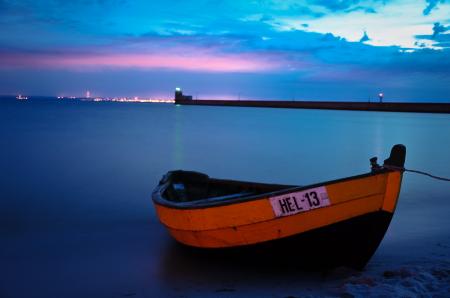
269 186 331 217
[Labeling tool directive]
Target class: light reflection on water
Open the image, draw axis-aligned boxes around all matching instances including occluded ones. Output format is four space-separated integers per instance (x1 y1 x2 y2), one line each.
173 105 184 169
0 98 449 297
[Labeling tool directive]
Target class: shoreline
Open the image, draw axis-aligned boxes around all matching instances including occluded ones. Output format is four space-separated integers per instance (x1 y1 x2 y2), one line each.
175 99 450 113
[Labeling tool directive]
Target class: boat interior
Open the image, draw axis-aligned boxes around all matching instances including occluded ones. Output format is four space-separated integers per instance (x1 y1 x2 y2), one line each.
161 170 295 203
159 145 407 205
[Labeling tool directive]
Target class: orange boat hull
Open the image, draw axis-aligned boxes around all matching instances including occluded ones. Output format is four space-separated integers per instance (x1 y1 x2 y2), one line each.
154 171 402 250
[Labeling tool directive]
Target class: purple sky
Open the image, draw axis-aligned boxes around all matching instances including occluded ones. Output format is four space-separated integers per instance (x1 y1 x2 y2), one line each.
0 0 449 101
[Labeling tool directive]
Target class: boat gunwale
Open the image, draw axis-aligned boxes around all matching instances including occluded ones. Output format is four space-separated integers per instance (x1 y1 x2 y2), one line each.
152 168 395 210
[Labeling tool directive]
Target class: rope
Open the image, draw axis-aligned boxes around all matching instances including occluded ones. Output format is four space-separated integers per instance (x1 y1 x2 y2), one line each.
383 165 450 182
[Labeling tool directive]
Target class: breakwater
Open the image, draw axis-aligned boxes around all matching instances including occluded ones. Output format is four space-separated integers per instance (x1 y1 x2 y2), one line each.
175 99 450 113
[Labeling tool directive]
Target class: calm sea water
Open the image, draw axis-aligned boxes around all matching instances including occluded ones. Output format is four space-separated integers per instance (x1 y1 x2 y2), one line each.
1 98 449 297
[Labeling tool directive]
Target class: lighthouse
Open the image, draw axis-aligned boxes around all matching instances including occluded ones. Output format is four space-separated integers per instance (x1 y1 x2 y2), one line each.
174 87 192 102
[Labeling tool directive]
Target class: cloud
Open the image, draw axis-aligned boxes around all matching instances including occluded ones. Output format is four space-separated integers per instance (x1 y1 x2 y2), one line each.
309 0 360 11
391 48 450 75
0 0 449 100
52 0 128 7
423 0 445 15
432 35 450 48
305 0 386 13
360 30 371 42
2 14 449 78
346 6 378 13
432 22 448 38
415 22 450 48
273 0 450 49
0 45 286 73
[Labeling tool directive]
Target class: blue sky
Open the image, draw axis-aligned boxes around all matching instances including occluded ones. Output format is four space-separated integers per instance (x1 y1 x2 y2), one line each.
0 0 449 101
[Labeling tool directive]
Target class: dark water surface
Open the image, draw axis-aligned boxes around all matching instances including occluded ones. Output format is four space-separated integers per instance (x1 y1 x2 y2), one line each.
1 98 449 297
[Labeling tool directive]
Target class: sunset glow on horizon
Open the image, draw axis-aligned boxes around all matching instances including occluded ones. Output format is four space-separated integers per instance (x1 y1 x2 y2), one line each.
0 0 449 101
0 50 284 73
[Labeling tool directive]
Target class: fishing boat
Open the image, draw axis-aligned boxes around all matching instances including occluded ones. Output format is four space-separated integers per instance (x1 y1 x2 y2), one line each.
152 144 406 269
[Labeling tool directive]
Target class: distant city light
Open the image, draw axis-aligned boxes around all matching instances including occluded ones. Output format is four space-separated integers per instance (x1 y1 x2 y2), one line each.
89 97 174 103
175 87 181 92
54 95 174 103
16 94 28 100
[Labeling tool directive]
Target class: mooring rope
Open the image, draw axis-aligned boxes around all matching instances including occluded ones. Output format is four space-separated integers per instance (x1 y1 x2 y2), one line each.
384 165 450 182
